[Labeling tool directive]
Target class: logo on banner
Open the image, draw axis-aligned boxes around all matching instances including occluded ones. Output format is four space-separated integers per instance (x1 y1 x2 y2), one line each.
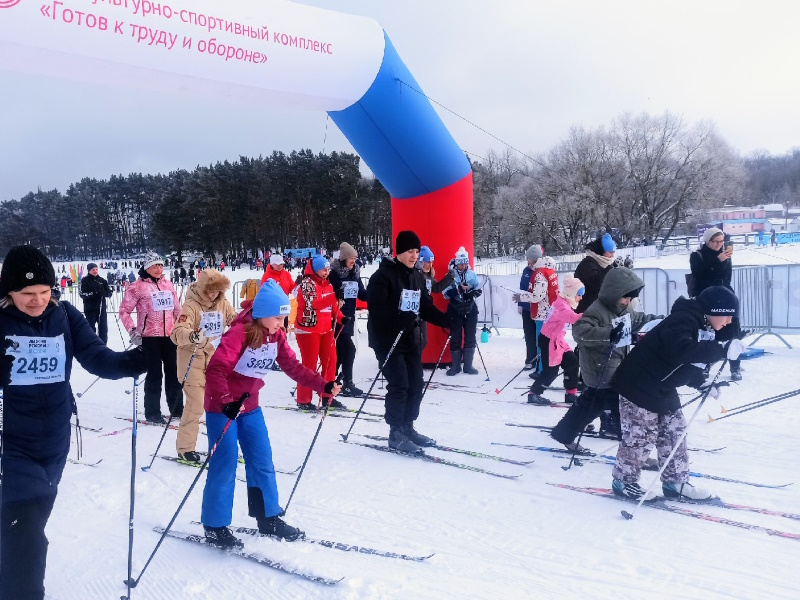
0 0 22 9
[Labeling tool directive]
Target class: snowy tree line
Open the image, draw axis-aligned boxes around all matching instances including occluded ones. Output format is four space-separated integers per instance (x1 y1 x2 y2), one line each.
1 111 798 260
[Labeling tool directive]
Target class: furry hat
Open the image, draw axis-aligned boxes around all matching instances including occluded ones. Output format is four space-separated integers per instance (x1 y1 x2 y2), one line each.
559 277 585 309
338 242 358 260
534 256 557 270
525 244 543 262
702 227 724 245
196 268 230 294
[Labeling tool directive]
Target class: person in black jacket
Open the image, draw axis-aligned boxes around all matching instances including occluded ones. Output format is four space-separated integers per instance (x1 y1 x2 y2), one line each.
366 231 450 454
329 242 368 398
688 228 742 381
611 286 744 502
574 233 616 314
79 262 113 344
0 245 147 600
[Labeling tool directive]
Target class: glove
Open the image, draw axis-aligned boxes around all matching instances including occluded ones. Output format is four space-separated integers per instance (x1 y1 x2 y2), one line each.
517 306 523 315
221 392 250 419
334 287 345 301
699 382 722 399
129 329 143 347
726 338 745 360
1 338 14 387
339 315 351 326
448 259 457 275
324 380 342 396
471 288 482 298
189 329 207 345
610 322 625 345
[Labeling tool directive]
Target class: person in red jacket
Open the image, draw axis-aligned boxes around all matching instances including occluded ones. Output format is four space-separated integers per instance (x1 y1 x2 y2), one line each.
294 255 345 410
260 253 294 296
200 280 342 548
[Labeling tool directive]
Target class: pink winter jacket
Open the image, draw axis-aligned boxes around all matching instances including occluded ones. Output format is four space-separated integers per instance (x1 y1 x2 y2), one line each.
540 296 582 367
119 273 182 338
205 302 328 414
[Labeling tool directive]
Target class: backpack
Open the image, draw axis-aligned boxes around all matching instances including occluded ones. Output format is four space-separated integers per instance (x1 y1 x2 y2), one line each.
685 250 701 298
240 278 260 301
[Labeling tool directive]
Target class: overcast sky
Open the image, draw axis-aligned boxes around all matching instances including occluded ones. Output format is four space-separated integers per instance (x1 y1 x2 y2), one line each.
2 0 798 201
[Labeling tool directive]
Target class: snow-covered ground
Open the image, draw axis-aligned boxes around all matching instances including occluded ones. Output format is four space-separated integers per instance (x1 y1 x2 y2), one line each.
41 261 799 599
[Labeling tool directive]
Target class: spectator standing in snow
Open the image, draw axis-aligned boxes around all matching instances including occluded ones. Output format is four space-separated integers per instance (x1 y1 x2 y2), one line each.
79 262 113 344
443 246 482 376
517 244 543 370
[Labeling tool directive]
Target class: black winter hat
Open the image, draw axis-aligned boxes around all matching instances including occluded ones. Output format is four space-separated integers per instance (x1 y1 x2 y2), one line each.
395 230 421 255
697 286 739 317
87 262 98 271
0 245 56 297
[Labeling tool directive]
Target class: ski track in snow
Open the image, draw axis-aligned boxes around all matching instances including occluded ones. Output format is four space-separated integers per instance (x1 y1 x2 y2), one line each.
45 259 800 599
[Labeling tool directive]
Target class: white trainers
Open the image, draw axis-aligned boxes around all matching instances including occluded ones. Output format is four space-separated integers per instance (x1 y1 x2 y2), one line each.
662 481 714 501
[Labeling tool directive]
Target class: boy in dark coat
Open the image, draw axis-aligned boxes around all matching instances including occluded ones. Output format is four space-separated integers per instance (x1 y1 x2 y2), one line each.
366 231 449 453
611 286 743 501
0 246 146 599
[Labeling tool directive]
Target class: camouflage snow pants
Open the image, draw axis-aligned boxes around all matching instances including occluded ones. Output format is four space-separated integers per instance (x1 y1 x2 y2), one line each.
612 396 689 485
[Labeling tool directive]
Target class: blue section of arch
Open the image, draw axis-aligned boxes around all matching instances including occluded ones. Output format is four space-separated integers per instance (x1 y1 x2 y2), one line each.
328 32 470 200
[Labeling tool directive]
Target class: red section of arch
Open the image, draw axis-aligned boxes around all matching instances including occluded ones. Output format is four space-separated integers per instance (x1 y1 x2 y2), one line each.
391 172 474 364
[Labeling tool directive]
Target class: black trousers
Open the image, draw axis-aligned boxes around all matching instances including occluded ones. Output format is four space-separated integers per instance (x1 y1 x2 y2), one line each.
530 333 580 395
336 331 357 383
141 336 183 419
1 495 57 600
521 309 538 365
84 308 108 344
447 304 478 352
550 387 620 445
375 348 424 427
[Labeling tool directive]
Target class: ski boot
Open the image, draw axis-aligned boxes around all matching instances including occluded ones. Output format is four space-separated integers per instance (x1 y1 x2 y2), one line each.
446 350 462 376
404 423 436 447
388 426 422 454
257 516 304 541
204 526 244 549
462 348 480 375
612 479 662 502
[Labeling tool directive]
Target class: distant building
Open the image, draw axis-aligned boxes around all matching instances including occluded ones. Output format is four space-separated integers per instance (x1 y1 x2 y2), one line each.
705 204 797 234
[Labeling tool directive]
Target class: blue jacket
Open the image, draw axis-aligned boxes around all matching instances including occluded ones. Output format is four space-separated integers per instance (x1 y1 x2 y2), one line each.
443 268 481 303
328 259 367 337
0 301 146 502
518 266 533 311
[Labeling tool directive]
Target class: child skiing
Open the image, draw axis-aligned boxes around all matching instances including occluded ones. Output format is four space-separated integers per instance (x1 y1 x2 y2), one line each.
201 280 342 548
443 246 482 375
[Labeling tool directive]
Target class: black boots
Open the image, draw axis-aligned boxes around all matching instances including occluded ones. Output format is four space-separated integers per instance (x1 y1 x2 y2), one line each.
462 348 479 375
256 516 304 541
446 350 462 376
388 425 422 454
404 423 436 447
204 526 244 549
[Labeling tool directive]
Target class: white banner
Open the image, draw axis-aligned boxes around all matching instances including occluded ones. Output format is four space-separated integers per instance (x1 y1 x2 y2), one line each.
0 0 384 110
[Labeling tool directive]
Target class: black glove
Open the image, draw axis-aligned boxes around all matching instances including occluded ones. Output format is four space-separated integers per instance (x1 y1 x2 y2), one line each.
339 315 351 326
334 287 345 301
221 392 250 420
398 311 418 331
1 338 14 387
610 322 625 345
471 288 482 298
324 380 338 395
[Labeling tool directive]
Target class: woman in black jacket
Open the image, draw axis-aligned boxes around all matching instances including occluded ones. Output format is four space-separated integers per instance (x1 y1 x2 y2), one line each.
0 246 146 600
574 233 616 314
689 227 741 380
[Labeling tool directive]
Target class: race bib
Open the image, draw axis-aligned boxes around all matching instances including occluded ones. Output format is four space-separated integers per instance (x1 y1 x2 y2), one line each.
7 334 67 386
233 342 278 379
611 313 632 348
542 304 556 325
200 311 224 338
425 279 432 294
398 289 421 314
342 281 359 300
151 291 174 312
698 329 715 342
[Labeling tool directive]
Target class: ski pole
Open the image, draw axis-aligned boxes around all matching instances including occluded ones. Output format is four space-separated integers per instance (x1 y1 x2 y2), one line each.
680 392 704 409
142 332 205 472
474 342 490 382
563 341 617 471
122 376 140 600
717 388 800 416
124 393 247 591
284 371 342 514
340 327 406 442
709 388 800 422
494 359 534 395
421 335 451 400
622 359 728 521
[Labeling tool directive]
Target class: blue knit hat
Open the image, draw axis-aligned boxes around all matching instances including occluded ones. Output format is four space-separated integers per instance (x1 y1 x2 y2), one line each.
601 233 616 253
311 255 330 272
252 280 291 318
419 246 435 263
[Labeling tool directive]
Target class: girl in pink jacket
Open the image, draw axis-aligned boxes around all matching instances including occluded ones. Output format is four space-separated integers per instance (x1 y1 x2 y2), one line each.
527 277 584 405
200 280 342 549
119 252 182 423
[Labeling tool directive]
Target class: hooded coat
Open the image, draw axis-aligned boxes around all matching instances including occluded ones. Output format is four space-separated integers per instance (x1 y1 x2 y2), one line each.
613 297 727 414
328 257 367 337
170 270 237 387
572 267 660 388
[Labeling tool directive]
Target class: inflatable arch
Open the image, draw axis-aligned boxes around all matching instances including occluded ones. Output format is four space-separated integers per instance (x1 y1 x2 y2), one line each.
0 0 472 360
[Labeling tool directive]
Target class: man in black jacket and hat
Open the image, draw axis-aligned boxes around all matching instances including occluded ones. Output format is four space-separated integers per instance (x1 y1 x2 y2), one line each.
79 262 113 344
